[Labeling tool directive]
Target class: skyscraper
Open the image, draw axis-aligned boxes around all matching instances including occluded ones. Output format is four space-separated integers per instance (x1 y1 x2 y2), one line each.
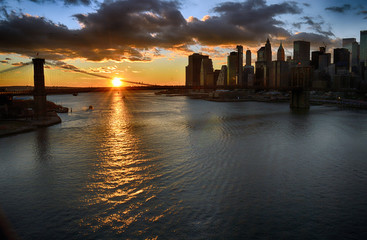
255 39 272 87
237 45 243 85
226 46 243 86
186 53 209 86
244 49 254 87
294 41 310 66
265 38 272 64
360 31 367 65
277 42 285 61
246 49 252 66
334 48 350 74
200 58 214 86
216 65 227 86
343 38 358 72
227 51 238 86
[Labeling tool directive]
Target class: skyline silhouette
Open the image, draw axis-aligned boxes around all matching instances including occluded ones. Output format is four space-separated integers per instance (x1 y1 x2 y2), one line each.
1 0 367 87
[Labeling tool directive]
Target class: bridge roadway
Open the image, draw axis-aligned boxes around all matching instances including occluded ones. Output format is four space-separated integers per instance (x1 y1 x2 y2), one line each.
1 85 363 97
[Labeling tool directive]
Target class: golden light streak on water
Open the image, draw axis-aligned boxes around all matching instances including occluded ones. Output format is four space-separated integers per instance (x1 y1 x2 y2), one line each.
79 92 163 233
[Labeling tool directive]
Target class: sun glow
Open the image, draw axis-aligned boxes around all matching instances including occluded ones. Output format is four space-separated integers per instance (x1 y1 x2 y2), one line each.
112 77 123 87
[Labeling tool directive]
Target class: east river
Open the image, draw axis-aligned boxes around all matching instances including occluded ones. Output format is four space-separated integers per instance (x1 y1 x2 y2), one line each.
1 91 367 239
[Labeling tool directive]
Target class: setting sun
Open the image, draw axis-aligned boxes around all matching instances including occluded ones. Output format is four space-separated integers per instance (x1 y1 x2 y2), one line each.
112 77 123 87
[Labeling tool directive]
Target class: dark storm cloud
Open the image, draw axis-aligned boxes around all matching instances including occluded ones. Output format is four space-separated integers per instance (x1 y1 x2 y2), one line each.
186 0 302 46
0 0 337 61
325 4 351 13
303 3 310 7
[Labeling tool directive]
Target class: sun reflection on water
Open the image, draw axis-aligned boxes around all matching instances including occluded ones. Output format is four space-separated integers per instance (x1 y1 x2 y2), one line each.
80 92 162 236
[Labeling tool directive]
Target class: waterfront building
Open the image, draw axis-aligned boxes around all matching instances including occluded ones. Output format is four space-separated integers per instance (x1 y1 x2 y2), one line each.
243 49 254 87
186 53 209 86
227 52 238 86
265 39 272 64
217 65 227 86
255 39 273 87
226 46 243 86
334 48 350 74
214 70 221 86
360 30 367 79
237 45 243 86
200 58 214 87
294 41 310 66
269 43 289 88
360 31 367 66
343 38 358 72
352 41 360 73
243 65 254 87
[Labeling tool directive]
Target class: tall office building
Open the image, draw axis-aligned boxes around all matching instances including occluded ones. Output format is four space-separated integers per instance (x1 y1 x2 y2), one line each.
277 42 285 61
294 41 310 66
352 41 360 73
243 50 254 87
227 52 238 86
186 53 209 86
361 30 367 66
343 38 359 72
265 38 272 64
246 49 252 66
360 30 367 79
237 45 243 85
255 39 273 87
226 46 244 86
269 43 288 88
334 48 350 74
311 47 331 71
200 58 214 86
217 65 227 86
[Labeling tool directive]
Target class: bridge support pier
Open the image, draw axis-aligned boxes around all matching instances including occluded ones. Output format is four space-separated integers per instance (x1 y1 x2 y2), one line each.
33 58 47 119
290 89 310 109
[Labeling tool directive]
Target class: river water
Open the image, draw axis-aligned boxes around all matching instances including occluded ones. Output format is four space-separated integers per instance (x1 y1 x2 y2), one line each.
1 91 367 239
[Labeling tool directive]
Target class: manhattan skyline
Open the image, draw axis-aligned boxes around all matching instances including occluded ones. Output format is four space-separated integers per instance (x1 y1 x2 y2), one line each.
0 0 367 87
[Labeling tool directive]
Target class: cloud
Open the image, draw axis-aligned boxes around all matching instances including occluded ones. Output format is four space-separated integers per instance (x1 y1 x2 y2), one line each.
191 0 302 45
17 0 93 6
325 4 351 13
303 3 310 7
0 0 337 62
358 10 367 19
293 16 334 37
12 61 28 66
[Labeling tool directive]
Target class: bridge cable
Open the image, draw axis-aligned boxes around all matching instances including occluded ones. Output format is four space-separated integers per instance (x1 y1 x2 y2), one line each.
45 61 155 86
0 62 33 74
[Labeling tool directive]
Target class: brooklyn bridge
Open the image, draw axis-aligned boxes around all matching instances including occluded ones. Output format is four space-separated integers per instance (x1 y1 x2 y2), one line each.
0 58 366 120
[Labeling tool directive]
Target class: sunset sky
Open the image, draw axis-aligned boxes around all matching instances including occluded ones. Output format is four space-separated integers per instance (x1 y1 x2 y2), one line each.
0 0 366 87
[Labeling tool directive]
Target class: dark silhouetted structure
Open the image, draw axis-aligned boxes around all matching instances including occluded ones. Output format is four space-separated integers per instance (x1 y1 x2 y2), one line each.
334 48 350 74
186 53 208 87
33 58 47 119
294 41 310 66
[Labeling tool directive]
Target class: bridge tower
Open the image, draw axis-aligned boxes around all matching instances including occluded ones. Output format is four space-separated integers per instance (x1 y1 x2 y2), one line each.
32 58 47 119
290 66 312 109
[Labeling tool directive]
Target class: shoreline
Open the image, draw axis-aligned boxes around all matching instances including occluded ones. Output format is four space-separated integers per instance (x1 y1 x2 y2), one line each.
156 89 367 109
0 113 62 138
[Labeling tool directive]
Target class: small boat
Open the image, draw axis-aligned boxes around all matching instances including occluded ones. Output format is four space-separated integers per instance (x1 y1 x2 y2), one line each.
73 93 78 96
88 105 94 110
